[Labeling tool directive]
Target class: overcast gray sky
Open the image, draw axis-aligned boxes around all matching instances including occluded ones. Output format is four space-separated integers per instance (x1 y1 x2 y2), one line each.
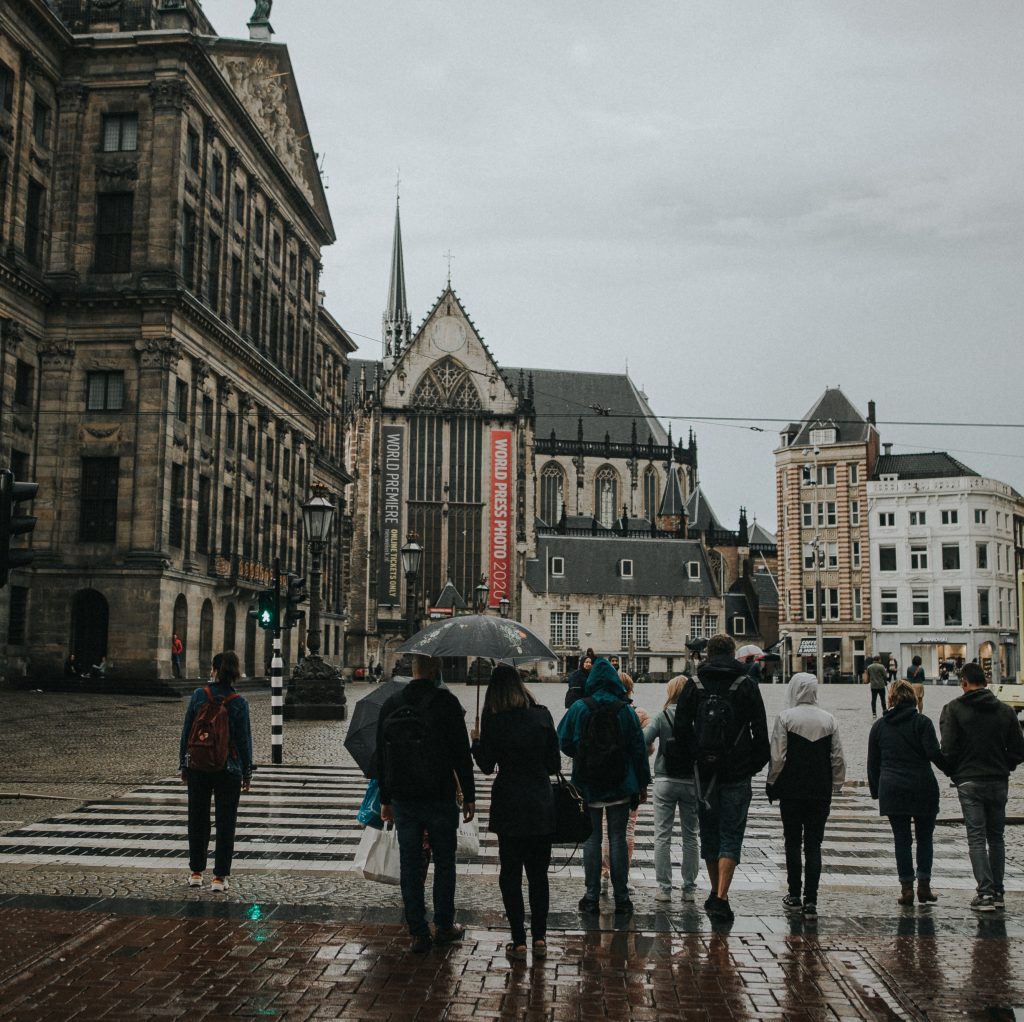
215 1 1024 528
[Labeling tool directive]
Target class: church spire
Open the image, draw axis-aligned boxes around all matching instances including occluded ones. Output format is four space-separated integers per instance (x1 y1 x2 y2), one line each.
383 193 411 371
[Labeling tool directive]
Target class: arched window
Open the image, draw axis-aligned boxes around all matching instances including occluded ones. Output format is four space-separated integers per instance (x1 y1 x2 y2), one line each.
71 589 109 670
540 462 565 525
643 466 659 522
411 357 481 410
594 465 618 528
223 603 236 652
199 599 214 676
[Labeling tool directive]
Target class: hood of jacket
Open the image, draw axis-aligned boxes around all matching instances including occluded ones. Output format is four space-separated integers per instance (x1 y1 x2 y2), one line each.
697 655 747 686
787 673 818 708
585 658 627 699
958 687 1001 713
883 703 918 727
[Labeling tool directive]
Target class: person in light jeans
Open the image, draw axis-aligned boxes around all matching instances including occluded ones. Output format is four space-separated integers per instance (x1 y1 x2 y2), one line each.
643 676 700 902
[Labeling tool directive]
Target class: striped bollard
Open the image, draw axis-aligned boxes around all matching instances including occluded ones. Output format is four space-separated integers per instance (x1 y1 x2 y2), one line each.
271 634 283 764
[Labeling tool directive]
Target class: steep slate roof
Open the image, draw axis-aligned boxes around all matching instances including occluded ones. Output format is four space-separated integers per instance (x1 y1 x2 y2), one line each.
659 468 685 516
749 570 780 610
872 452 979 481
792 389 870 446
525 537 716 599
684 486 724 532
432 579 467 611
505 368 669 446
725 592 758 637
749 521 777 546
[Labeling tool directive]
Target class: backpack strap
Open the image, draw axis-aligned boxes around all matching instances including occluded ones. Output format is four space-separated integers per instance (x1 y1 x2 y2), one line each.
728 676 744 693
692 678 705 692
203 684 215 703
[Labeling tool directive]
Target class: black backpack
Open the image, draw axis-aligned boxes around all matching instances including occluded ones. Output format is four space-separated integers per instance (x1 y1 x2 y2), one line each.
382 690 442 800
575 697 628 789
692 676 744 778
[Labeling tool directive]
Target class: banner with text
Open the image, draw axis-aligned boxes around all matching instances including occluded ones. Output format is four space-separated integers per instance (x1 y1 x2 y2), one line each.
489 429 512 609
378 424 404 607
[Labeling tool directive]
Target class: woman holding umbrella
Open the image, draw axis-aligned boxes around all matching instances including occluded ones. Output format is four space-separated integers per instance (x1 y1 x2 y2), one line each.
471 663 560 961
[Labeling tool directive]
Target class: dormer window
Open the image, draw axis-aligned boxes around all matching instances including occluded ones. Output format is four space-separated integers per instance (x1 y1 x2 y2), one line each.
687 561 700 580
619 559 633 578
550 556 564 577
809 427 837 446
733 616 746 635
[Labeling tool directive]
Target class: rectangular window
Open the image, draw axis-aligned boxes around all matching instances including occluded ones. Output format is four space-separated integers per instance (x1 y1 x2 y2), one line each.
880 589 898 627
878 511 895 527
549 612 564 647
941 509 958 525
221 486 233 553
230 255 242 327
80 457 119 542
253 209 264 246
733 616 746 635
196 476 211 554
825 588 840 621
181 206 197 287
246 425 256 460
910 544 928 570
802 464 813 486
636 613 649 649
848 463 859 485
620 613 634 649
912 589 929 626
879 546 897 572
851 539 861 569
816 464 835 486
14 360 33 407
975 508 987 525
853 586 862 621
186 125 200 171
826 542 838 569
266 437 274 471
279 512 289 565
549 556 564 576
86 370 124 411
233 185 245 224
94 193 133 272
262 504 272 561
271 228 281 265
211 154 224 199
25 180 45 265
803 543 815 570
201 395 213 436
0 61 14 113
243 495 253 557
619 558 633 578
169 464 185 548
206 232 220 306
809 427 836 446
941 544 960 571
976 543 988 570
565 612 579 648
943 589 962 626
687 561 700 579
910 510 926 526
802 502 813 528
250 276 262 339
102 113 138 152
817 502 836 527
225 412 236 450
32 98 49 147
850 500 860 526
283 448 291 481
288 250 297 282
7 585 28 645
175 380 188 423
269 297 280 357
978 588 990 627
804 588 815 622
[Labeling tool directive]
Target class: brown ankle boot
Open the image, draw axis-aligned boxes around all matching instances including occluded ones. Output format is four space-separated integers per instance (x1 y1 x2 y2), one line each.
917 880 937 903
898 883 915 906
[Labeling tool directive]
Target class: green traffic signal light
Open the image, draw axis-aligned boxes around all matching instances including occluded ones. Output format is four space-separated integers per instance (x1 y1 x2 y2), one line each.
0 469 38 589
257 587 278 630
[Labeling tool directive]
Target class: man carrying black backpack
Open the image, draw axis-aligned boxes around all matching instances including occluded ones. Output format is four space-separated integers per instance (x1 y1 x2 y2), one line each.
672 633 769 922
558 657 651 916
377 655 476 953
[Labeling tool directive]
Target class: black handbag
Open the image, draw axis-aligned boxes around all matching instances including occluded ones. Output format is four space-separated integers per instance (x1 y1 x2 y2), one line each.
550 773 592 844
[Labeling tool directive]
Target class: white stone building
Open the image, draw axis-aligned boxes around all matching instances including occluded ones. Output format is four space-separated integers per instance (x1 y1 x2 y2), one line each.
867 450 1022 682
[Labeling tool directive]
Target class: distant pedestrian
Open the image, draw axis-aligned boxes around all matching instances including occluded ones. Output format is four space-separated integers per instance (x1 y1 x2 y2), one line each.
63 652 81 679
564 652 593 709
377 654 475 953
558 657 651 917
887 657 898 683
297 642 306 664
939 662 1024 912
643 676 700 904
373 661 383 682
865 656 888 718
179 651 254 893
673 633 770 923
172 633 184 679
766 674 846 920
867 680 949 905
906 656 926 712
471 664 560 961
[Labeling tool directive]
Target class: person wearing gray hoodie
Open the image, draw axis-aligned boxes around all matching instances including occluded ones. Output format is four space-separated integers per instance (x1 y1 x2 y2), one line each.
766 673 846 919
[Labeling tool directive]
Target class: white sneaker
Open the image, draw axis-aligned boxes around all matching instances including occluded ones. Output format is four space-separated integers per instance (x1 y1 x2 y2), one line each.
655 890 672 903
211 877 229 893
682 886 697 903
187 872 202 888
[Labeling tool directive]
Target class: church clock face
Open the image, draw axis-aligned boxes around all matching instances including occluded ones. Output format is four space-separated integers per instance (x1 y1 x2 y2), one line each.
432 318 466 354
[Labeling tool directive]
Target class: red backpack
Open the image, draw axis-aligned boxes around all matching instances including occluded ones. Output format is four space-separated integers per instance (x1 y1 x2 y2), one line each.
187 686 240 772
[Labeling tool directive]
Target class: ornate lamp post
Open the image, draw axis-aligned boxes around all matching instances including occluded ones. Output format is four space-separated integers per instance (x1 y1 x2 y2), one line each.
285 487 346 720
498 595 510 619
474 577 490 614
401 537 422 638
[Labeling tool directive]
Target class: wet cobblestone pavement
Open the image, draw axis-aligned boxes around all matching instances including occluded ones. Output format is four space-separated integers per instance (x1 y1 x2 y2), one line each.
0 686 1022 1018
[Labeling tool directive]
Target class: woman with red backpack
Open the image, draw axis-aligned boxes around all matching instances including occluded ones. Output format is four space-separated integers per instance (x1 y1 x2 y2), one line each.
179 650 254 892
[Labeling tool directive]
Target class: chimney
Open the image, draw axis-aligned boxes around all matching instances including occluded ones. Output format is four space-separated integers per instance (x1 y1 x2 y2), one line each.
867 400 876 425
883 443 893 456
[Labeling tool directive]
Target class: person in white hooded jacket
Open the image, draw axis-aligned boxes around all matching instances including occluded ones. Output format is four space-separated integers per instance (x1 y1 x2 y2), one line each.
766 674 846 919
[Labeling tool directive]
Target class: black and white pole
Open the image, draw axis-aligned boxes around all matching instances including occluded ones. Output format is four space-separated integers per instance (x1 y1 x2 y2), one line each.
271 632 283 764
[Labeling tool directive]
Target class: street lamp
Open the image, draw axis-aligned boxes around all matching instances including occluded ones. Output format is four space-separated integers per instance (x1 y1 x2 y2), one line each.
401 537 422 638
498 595 510 619
475 577 490 613
301 489 335 658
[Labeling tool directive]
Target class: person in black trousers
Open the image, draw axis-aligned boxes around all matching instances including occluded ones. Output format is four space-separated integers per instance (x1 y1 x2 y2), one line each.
471 664 560 961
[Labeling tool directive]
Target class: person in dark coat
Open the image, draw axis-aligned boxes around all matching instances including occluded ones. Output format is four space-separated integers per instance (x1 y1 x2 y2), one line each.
867 680 950 905
564 652 593 709
471 664 560 960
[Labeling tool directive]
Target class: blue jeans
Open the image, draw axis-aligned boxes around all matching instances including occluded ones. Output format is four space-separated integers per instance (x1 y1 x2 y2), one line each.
697 778 752 863
957 780 1008 897
652 777 699 894
888 814 935 883
393 798 459 937
583 803 630 905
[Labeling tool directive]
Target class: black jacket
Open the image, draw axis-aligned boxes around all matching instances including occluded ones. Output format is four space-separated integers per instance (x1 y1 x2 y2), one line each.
867 704 948 817
376 678 476 806
472 704 560 836
770 733 834 802
939 688 1024 784
672 656 770 784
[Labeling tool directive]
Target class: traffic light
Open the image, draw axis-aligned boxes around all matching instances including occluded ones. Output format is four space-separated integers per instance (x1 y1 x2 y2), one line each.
284 574 307 629
0 469 38 588
256 587 278 630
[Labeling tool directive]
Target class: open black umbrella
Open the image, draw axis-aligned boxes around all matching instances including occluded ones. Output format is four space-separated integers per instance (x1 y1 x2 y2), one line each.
395 615 557 665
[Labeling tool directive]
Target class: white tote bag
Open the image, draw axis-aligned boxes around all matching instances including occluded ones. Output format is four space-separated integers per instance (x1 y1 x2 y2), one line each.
456 815 481 859
352 824 402 885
